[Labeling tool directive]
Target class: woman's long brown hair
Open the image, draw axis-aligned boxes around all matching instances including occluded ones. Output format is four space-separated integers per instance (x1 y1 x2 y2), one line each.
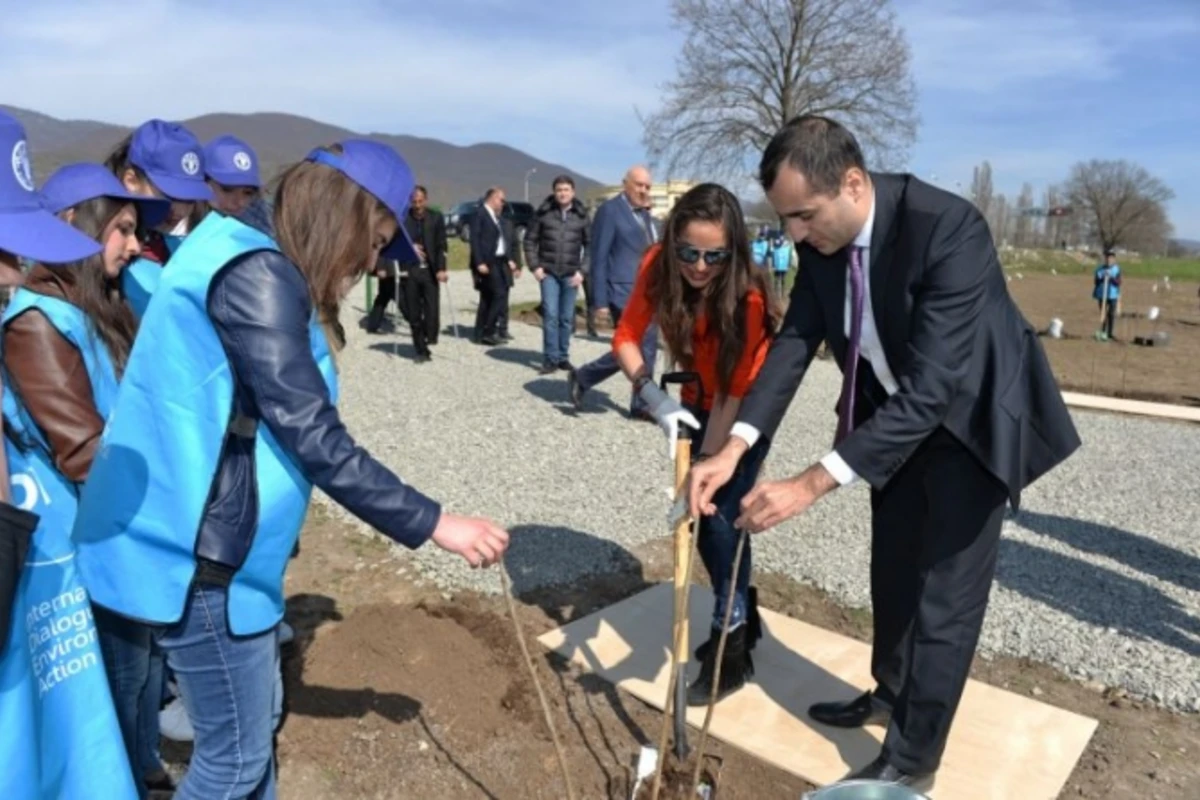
44 196 140 376
646 183 781 394
271 144 392 350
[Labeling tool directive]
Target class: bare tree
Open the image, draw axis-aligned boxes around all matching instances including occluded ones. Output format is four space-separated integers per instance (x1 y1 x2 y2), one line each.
1123 202 1173 256
642 0 918 184
1014 183 1035 248
993 193 1010 248
969 161 993 221
1065 159 1174 252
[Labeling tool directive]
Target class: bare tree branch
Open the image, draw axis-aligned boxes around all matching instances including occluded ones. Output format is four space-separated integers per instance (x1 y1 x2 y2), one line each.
1064 160 1174 252
641 0 918 184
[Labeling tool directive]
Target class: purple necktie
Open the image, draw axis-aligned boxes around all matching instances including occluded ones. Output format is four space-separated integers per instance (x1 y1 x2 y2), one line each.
835 246 864 444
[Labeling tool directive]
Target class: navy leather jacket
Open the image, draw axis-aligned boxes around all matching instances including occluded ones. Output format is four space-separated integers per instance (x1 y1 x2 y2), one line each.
194 201 440 571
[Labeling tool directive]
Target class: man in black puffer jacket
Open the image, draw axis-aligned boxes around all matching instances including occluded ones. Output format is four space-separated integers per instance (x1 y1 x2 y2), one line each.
523 175 590 374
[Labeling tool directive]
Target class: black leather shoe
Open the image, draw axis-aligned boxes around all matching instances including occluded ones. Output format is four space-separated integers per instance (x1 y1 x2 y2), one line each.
538 363 557 375
841 755 934 792
809 691 892 728
567 369 584 410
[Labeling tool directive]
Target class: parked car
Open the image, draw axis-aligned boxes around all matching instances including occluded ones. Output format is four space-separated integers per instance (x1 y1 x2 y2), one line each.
446 199 535 248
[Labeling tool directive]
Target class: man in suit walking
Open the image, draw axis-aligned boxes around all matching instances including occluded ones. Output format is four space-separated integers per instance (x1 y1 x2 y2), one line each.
688 116 1081 790
400 185 448 361
470 187 519 345
567 165 658 418
366 254 406 333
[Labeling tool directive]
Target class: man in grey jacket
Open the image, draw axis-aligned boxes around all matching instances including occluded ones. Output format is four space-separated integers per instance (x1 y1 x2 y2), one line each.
524 175 590 374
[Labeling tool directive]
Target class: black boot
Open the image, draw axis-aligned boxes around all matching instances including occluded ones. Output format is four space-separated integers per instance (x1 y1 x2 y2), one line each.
696 586 762 661
686 623 753 706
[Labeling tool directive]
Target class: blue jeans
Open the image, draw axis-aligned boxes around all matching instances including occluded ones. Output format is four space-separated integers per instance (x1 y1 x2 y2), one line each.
95 605 157 799
540 273 578 366
139 647 166 775
574 302 657 413
692 408 769 632
156 584 281 800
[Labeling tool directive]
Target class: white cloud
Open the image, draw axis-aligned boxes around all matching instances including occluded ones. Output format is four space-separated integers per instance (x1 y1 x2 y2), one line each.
0 0 674 179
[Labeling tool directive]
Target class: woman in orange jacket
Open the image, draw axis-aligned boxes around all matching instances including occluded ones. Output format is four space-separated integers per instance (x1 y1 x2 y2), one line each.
611 183 781 704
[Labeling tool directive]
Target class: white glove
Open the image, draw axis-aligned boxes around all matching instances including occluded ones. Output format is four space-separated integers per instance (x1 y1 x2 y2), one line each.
636 380 701 459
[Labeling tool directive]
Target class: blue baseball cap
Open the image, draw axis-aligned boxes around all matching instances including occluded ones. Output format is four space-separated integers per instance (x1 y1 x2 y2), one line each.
305 140 417 262
0 111 102 264
129 119 214 203
204 134 262 188
41 163 172 229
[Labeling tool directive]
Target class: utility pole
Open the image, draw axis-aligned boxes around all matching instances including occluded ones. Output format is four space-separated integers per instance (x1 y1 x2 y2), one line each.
524 167 537 202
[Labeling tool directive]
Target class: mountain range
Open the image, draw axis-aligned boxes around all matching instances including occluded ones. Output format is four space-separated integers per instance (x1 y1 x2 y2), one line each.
2 106 604 209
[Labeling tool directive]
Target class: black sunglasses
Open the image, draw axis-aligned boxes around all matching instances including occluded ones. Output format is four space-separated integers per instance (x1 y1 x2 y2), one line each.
675 245 732 266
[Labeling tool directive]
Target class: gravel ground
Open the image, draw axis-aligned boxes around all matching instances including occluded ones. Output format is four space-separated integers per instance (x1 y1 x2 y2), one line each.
318 273 1200 713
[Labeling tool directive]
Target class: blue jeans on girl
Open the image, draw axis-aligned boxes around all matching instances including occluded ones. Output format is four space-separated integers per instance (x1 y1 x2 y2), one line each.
690 407 769 633
95 605 162 799
155 583 281 800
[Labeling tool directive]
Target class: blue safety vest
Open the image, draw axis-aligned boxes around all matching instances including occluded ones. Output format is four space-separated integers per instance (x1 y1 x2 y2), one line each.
0 292 138 800
771 240 792 272
73 214 338 636
751 239 769 266
121 256 161 319
1093 264 1120 301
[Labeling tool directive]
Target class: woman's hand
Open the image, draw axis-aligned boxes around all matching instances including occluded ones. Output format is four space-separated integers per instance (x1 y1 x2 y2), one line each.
430 513 510 568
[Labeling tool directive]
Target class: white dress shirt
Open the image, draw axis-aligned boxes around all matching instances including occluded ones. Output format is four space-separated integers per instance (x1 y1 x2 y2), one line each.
485 204 506 256
730 190 898 486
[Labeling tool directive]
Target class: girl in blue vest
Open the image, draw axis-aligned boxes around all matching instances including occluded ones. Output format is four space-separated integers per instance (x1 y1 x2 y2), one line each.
0 111 152 800
103 119 213 317
204 134 263 217
72 140 511 800
4 163 172 799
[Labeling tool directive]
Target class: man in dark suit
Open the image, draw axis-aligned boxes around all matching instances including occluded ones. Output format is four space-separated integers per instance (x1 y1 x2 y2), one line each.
365 255 406 333
470 187 519 345
399 185 448 362
567 165 658 418
688 116 1081 790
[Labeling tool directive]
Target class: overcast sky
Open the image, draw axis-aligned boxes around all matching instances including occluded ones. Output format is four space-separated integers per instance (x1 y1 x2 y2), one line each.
2 0 1196 237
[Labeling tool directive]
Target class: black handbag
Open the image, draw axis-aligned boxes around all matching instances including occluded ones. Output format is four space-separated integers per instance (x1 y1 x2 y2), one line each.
0 500 39 657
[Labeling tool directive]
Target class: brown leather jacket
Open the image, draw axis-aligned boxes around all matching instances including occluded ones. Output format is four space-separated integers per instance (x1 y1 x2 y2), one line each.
2 266 105 483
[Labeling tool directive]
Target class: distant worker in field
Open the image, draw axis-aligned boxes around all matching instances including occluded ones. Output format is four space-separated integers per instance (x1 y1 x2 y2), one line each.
751 227 770 268
1093 248 1121 340
770 231 793 296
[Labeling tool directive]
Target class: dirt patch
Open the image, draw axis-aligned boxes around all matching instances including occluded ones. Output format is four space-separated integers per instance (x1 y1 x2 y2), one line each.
1000 274 1200 405
258 511 1200 798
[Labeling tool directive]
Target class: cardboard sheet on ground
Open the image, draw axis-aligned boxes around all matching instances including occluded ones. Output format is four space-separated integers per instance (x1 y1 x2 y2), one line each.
538 583 1097 799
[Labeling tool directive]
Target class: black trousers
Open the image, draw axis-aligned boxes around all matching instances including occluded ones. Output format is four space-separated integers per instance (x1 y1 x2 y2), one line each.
869 428 1008 774
473 259 510 342
403 270 439 355
367 275 409 332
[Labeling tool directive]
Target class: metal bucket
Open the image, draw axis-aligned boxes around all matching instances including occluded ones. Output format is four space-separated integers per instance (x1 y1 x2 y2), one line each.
802 780 930 800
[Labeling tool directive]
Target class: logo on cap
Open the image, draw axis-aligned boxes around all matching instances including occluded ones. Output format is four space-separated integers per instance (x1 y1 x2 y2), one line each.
233 151 253 172
11 140 34 192
181 152 201 176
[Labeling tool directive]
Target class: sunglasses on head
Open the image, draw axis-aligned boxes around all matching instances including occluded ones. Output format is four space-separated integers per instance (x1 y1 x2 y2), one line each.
675 245 731 266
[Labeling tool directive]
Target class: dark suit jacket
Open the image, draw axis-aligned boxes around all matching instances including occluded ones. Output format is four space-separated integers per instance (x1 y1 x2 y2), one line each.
739 173 1080 508
468 205 516 289
589 193 657 310
399 210 447 276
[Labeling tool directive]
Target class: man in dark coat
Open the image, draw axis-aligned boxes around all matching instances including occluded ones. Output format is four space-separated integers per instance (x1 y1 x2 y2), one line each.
469 187 519 345
399 186 448 361
523 175 589 373
689 115 1081 790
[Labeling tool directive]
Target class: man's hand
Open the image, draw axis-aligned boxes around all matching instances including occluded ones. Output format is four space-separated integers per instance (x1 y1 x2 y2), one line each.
415 243 427 262
534 267 546 282
477 263 490 275
508 260 520 278
687 438 749 519
436 270 448 283
376 269 388 279
430 513 510 568
734 463 839 533
594 307 611 326
569 272 583 289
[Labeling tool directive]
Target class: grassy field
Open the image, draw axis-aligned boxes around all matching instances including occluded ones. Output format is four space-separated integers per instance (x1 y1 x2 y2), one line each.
1000 248 1200 281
